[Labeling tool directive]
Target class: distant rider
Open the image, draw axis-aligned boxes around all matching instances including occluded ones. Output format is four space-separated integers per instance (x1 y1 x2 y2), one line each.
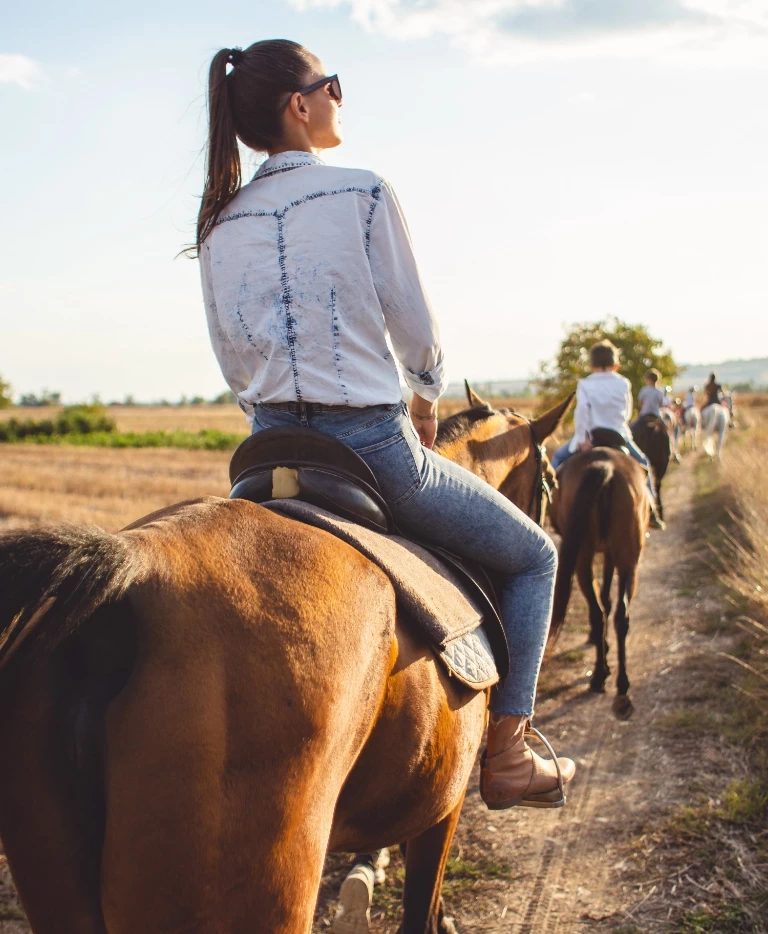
631 368 665 428
550 341 665 530
702 373 723 409
632 370 679 464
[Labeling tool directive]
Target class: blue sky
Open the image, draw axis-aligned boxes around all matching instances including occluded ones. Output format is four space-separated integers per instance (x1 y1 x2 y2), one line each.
2 0 767 402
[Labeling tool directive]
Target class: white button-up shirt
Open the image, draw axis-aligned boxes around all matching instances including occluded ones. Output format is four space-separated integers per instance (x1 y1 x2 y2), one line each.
200 151 446 418
570 371 634 451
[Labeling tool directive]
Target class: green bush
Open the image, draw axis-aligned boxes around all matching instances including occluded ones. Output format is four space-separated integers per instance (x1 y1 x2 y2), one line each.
4 428 244 451
0 405 116 442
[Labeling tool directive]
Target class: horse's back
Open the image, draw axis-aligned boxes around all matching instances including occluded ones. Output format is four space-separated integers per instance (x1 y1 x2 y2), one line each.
553 451 646 560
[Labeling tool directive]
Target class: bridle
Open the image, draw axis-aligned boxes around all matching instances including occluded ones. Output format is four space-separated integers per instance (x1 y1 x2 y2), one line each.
505 409 551 527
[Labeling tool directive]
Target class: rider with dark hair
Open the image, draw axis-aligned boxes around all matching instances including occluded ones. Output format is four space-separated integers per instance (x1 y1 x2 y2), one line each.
703 373 723 409
195 39 575 814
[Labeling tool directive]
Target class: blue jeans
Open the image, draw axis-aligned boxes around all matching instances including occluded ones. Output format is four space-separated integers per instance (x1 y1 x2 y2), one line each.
551 436 655 496
251 401 557 717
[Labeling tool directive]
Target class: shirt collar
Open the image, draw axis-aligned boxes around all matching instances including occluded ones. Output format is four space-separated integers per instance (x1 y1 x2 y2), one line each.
253 151 325 180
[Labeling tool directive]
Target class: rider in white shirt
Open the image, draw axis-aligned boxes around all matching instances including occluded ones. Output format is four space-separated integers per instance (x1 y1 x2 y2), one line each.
550 341 664 529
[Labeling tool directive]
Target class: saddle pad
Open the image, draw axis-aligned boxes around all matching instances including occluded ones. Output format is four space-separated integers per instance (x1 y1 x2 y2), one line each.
265 500 499 690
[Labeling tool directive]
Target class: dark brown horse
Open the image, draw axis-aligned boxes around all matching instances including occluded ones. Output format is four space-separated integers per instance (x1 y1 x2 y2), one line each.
549 441 649 720
0 392 571 934
632 414 671 521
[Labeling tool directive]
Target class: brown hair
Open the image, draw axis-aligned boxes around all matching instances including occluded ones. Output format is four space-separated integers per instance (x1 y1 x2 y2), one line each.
195 40 314 254
644 368 661 384
589 340 619 369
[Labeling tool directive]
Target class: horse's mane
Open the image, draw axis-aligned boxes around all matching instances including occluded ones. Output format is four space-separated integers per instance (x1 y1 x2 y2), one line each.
436 404 496 447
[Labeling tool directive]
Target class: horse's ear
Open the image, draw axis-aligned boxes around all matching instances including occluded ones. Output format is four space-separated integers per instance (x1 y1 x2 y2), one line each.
464 380 487 408
531 392 575 444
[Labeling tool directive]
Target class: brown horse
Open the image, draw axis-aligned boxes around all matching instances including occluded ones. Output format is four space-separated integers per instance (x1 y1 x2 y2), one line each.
632 414 671 521
0 392 572 934
549 441 649 720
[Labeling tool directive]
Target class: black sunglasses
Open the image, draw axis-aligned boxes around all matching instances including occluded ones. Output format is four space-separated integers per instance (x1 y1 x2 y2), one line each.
294 74 342 105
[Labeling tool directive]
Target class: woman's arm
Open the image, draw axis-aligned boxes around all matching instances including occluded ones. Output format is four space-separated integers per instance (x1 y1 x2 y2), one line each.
409 391 438 449
368 180 447 419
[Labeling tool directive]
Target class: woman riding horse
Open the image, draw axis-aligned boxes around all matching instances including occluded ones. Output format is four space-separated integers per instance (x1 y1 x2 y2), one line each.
196 39 574 810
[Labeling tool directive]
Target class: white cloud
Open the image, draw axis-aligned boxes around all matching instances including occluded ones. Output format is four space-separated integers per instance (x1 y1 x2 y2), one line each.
288 0 768 64
0 54 44 89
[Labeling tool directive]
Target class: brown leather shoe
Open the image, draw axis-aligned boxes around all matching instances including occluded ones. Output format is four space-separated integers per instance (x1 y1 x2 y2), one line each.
480 714 576 810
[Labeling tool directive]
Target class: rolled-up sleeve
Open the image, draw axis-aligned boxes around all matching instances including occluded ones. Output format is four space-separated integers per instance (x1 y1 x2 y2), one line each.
368 180 447 402
571 381 591 449
200 241 252 405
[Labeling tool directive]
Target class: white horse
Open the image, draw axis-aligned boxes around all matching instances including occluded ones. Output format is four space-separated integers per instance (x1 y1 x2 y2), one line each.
682 406 701 450
701 403 728 460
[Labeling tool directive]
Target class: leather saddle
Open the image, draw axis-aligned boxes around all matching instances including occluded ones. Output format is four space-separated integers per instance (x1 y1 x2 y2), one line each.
589 427 630 456
229 427 508 679
230 427 393 534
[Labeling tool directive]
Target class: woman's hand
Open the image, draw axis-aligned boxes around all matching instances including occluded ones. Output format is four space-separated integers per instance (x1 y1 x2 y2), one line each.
410 393 438 449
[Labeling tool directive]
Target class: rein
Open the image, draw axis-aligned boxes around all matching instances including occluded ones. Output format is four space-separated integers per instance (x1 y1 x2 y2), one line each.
507 410 549 527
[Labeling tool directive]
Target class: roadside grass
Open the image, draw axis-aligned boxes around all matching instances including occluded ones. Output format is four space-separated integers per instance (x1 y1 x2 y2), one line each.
617 427 768 933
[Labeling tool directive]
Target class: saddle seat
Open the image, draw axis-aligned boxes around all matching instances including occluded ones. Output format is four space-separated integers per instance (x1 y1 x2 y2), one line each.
229 427 508 689
589 426 630 456
230 426 394 535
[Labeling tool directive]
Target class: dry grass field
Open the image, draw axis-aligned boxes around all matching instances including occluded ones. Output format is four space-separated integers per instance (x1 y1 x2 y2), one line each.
0 399 535 531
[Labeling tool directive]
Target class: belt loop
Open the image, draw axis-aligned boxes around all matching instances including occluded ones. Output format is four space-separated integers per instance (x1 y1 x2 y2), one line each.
299 400 310 427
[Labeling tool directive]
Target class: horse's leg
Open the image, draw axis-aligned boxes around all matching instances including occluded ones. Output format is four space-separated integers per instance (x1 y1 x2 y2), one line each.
656 474 664 521
576 553 609 692
600 554 614 628
612 568 636 720
399 798 464 934
718 418 727 460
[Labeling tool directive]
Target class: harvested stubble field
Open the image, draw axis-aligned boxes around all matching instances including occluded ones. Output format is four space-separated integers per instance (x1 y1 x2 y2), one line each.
0 400 535 530
1 399 765 933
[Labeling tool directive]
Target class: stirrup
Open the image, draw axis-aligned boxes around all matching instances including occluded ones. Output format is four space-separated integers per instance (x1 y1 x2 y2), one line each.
520 723 567 809
483 723 568 811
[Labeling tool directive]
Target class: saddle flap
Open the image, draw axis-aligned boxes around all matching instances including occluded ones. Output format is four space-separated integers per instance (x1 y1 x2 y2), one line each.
264 499 508 689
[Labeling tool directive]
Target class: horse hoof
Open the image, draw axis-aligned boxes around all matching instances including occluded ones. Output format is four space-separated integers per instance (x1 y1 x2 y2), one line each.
333 867 374 934
589 680 607 694
440 917 460 934
612 695 635 720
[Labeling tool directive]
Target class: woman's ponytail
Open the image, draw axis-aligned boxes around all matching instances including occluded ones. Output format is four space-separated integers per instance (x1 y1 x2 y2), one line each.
196 48 243 252
192 39 314 256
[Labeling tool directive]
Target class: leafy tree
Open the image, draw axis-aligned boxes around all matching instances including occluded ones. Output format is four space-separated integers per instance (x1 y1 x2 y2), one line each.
211 390 237 405
18 389 61 407
0 374 12 409
534 317 680 415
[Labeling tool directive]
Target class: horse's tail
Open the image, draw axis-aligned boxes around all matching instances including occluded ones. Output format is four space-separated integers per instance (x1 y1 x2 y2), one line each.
0 525 140 672
550 460 614 645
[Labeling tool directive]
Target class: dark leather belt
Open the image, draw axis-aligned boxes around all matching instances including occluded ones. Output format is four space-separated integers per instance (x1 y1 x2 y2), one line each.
260 401 358 414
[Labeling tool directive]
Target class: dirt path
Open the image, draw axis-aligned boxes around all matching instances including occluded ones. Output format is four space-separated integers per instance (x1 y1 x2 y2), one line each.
430 454 725 932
